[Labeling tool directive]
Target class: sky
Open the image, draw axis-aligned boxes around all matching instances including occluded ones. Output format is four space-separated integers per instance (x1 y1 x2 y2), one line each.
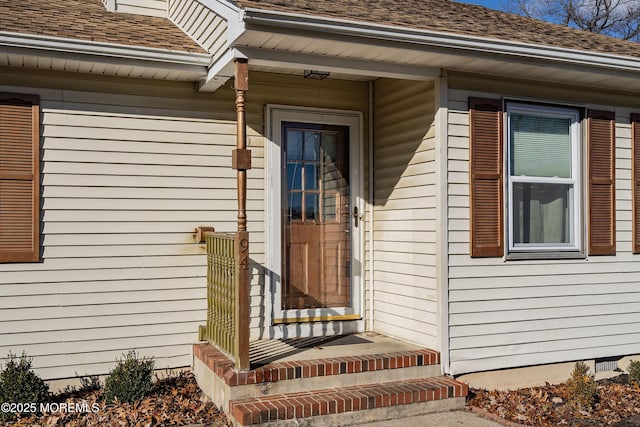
457 0 504 10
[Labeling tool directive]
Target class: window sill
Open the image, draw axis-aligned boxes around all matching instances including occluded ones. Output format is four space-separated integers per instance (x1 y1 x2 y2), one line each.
505 251 586 261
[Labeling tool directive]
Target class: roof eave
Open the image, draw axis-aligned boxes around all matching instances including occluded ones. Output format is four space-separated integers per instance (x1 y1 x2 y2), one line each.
0 31 210 80
240 7 640 76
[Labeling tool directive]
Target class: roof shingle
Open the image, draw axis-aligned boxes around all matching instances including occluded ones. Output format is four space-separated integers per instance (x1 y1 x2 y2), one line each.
235 0 640 58
3 0 638 61
0 0 205 53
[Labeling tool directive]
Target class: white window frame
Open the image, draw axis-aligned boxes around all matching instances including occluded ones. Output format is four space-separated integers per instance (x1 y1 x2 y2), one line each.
506 102 582 253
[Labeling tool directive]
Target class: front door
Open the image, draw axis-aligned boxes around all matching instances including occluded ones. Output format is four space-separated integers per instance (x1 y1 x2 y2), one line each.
267 107 362 326
282 122 351 310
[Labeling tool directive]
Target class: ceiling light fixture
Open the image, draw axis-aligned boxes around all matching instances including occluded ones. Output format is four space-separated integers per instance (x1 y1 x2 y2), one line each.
303 70 330 80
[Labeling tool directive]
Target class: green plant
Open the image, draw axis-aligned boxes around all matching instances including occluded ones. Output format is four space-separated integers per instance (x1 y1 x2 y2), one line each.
566 361 598 411
628 360 640 386
60 374 101 397
0 352 49 420
103 350 154 404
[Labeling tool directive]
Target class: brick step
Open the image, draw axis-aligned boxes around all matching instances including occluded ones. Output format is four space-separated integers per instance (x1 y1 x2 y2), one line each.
194 343 442 400
229 376 468 426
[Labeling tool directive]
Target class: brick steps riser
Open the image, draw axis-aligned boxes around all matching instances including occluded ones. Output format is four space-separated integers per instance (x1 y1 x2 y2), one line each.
230 364 441 400
194 343 440 387
230 376 468 426
193 343 468 427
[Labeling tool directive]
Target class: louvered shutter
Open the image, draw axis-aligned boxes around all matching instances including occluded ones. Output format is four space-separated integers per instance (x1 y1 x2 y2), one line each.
469 97 503 257
632 114 640 254
0 93 40 262
588 109 615 256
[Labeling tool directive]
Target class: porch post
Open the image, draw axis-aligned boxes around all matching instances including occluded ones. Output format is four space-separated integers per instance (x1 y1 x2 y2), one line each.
233 58 250 370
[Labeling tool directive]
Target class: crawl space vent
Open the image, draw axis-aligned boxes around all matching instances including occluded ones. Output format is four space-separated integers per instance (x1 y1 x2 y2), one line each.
595 356 621 373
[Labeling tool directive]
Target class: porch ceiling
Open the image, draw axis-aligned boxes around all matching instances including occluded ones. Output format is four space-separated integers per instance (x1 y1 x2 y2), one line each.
230 25 640 93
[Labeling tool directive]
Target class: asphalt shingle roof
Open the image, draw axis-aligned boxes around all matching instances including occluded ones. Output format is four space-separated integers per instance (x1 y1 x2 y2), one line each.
235 0 640 58
0 0 205 53
2 0 638 60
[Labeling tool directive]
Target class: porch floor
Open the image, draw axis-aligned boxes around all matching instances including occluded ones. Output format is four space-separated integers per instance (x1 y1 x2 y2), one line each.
248 332 423 367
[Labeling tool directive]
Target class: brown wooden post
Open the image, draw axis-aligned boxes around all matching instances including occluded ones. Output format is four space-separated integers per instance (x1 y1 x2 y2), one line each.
233 58 250 370
234 231 249 370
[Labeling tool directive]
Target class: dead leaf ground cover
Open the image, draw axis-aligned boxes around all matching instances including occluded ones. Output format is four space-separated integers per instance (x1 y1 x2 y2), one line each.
1 371 231 427
469 374 640 426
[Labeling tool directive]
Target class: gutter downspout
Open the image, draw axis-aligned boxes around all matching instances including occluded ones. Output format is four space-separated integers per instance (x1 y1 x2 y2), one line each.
368 81 375 332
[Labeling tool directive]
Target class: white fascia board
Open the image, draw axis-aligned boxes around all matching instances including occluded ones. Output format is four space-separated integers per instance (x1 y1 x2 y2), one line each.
235 47 441 81
0 31 211 68
241 8 640 74
198 47 236 92
104 0 116 12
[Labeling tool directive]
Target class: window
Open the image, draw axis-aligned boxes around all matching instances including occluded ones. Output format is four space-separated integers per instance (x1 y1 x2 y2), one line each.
0 92 40 263
506 103 581 252
469 97 615 258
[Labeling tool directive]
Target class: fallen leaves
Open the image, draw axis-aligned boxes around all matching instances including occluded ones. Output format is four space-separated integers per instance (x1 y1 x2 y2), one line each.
1 371 231 427
469 374 640 426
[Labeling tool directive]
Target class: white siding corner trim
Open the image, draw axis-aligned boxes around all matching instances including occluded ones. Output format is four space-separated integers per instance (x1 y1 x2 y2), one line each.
435 75 450 374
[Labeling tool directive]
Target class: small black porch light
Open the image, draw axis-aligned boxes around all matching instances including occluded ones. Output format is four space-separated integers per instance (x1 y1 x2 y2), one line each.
303 69 330 80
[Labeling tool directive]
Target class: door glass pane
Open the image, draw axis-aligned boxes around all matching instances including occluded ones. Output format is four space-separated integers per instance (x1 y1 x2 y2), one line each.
287 163 302 191
322 134 338 162
511 113 572 178
322 192 336 221
512 182 572 245
286 130 303 160
322 163 338 191
287 192 302 220
305 193 318 221
282 122 351 312
303 132 320 160
304 164 318 190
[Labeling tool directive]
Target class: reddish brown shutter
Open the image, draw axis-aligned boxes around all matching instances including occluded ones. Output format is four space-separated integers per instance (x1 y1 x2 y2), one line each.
588 109 615 256
0 93 40 262
632 114 640 254
469 97 503 257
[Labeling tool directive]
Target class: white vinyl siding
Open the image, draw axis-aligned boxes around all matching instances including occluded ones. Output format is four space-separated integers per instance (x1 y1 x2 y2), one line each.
0 87 232 379
447 74 640 375
114 0 167 17
372 79 438 349
169 0 228 56
0 69 368 380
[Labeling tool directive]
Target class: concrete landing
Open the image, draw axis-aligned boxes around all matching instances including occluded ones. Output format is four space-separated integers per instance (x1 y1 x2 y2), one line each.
361 410 503 426
249 333 423 367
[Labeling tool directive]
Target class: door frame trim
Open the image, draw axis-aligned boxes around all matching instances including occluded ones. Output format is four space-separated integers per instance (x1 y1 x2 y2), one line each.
265 105 364 335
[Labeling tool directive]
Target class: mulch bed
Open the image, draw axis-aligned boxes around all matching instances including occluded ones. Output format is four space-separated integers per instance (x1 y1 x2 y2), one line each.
8 368 640 426
1 371 231 427
469 374 640 426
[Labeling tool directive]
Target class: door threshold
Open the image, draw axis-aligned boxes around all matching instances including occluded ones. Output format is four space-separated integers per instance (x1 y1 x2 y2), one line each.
273 313 361 324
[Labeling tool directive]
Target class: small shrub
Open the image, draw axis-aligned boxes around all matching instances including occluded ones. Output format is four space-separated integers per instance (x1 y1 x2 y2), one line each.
566 361 598 411
60 374 101 397
103 350 154 404
0 352 49 420
628 360 640 386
